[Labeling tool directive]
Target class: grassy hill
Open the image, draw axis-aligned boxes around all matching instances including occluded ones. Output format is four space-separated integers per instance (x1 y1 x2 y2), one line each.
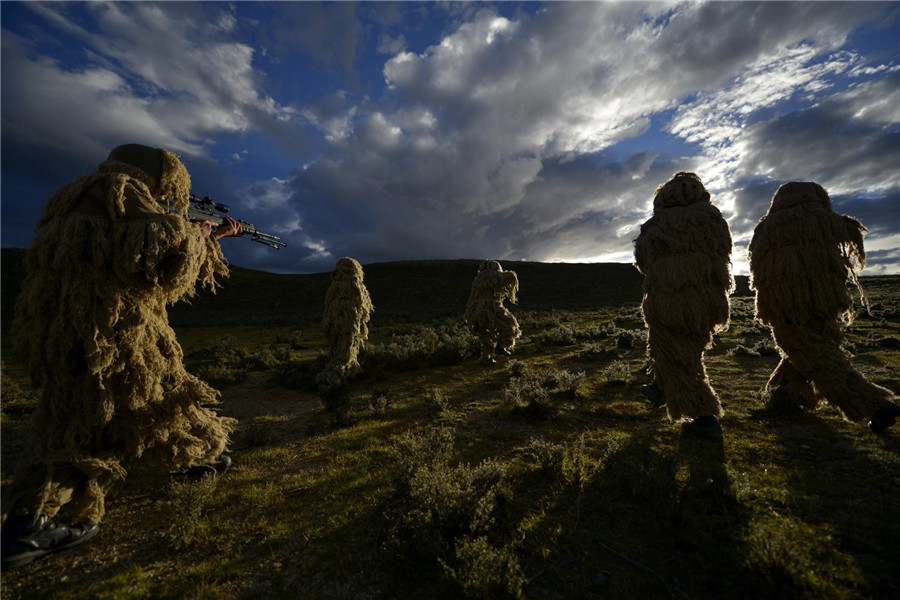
3 247 752 331
2 247 899 600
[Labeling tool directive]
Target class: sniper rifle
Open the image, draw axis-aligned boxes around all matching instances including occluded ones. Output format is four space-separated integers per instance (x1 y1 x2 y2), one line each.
166 194 287 250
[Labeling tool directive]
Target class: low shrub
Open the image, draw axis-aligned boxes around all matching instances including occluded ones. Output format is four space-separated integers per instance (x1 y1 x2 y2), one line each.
196 364 248 388
527 434 595 490
362 323 479 372
532 325 577 347
0 361 36 415
385 429 521 597
428 387 451 414
275 328 307 349
368 388 392 415
165 475 220 550
615 329 646 350
601 360 631 384
270 355 327 391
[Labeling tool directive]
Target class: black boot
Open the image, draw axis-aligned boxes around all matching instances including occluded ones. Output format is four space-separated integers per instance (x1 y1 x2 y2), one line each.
640 381 665 408
681 416 723 441
176 453 233 481
1 515 99 570
869 402 900 434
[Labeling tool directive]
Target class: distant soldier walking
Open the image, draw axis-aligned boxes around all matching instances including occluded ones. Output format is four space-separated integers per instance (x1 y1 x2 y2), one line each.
749 181 900 432
1 144 242 569
634 172 734 440
318 257 374 388
465 260 521 364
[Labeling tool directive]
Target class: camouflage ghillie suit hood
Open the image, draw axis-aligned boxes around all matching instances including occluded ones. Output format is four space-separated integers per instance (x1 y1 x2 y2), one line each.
5 145 233 524
749 181 893 419
635 172 733 421
464 260 521 363
319 257 374 387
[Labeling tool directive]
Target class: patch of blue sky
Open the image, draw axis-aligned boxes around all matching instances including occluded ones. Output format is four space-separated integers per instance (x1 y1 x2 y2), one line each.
205 130 299 177
605 109 703 163
2 3 91 71
843 7 900 65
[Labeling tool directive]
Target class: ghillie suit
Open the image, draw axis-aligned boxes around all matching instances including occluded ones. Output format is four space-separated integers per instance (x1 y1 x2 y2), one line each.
3 145 234 527
634 172 734 432
317 257 374 388
464 260 521 364
749 181 899 432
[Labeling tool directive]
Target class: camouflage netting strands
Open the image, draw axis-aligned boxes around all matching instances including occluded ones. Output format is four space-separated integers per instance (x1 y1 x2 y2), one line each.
464 260 522 363
634 172 734 421
318 257 374 387
5 148 234 524
749 181 894 421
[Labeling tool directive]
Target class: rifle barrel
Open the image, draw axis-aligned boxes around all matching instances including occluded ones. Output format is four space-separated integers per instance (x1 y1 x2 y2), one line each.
164 197 288 250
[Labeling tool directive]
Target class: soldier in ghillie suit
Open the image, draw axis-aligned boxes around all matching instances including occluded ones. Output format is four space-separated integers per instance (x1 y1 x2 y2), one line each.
1 144 242 570
317 257 374 389
464 260 521 364
634 172 734 440
749 181 900 433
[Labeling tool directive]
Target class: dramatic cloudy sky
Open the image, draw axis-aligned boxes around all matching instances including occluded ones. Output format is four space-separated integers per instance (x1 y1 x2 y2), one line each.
2 1 899 275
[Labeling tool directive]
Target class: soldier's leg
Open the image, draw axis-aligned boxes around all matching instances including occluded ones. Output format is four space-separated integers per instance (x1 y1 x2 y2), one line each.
496 310 521 354
765 356 820 412
2 462 100 570
478 329 499 364
648 327 722 423
773 323 894 423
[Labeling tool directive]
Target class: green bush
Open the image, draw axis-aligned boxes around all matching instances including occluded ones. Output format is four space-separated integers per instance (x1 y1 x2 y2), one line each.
528 434 595 490
270 355 327 391
527 438 567 477
728 344 759 358
428 387 451 414
275 328 307 349
504 359 530 378
503 367 587 418
543 368 585 400
502 374 551 412
753 339 778 357
240 345 284 370
578 322 614 340
165 475 220 550
442 536 526 599
362 323 479 372
196 363 248 388
386 429 520 597
601 360 631 384
532 324 577 347
615 329 646 350
368 387 392 415
318 380 352 421
0 361 36 415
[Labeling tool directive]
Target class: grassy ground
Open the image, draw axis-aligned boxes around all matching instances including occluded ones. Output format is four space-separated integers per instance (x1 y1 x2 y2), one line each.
1 253 898 599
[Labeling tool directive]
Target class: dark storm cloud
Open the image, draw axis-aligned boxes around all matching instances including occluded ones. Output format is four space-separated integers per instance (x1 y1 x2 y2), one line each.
1 2 299 160
2 1 898 275
267 1 363 89
725 71 900 271
737 73 900 195
287 1 896 272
